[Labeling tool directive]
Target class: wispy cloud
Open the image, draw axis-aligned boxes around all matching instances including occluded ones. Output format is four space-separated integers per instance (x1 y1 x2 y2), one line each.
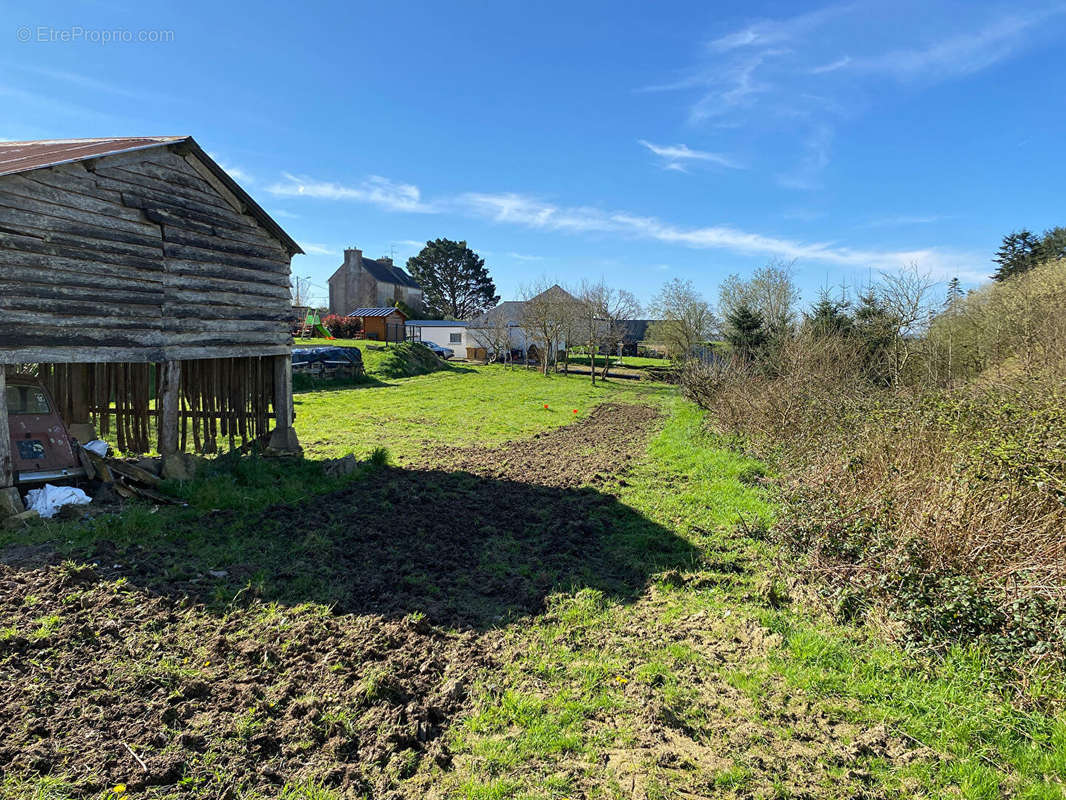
301 242 338 256
275 169 980 278
266 173 434 213
638 139 743 171
810 55 852 74
507 252 544 261
863 214 947 228
456 189 978 277
646 2 1065 189
208 152 254 185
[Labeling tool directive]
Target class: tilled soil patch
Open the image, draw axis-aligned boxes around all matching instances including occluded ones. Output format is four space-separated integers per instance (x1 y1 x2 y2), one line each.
1 403 675 797
0 564 496 798
411 402 661 488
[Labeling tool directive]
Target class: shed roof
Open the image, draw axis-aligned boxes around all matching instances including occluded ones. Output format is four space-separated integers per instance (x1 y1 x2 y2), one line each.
405 319 467 327
348 307 407 318
0 136 303 255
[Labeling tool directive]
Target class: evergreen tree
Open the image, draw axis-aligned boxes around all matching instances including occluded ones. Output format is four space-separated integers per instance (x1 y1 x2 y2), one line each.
806 294 853 337
1037 226 1066 263
724 302 767 361
407 239 500 319
853 290 898 385
992 229 1041 281
945 277 963 308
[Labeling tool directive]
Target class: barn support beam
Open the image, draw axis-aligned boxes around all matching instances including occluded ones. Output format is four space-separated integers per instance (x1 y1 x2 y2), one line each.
159 359 182 462
267 354 301 455
0 369 11 490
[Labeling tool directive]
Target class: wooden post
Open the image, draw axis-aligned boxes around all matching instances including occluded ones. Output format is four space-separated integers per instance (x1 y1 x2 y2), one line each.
268 354 301 454
159 360 181 459
0 369 11 488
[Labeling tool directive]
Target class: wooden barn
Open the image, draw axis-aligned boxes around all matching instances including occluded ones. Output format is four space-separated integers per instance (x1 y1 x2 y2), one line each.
0 136 305 490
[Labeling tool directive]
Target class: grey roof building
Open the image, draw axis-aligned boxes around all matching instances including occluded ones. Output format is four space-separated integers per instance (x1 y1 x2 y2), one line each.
328 247 423 316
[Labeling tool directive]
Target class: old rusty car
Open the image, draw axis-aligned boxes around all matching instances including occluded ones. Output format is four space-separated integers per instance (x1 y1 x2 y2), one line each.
5 377 85 485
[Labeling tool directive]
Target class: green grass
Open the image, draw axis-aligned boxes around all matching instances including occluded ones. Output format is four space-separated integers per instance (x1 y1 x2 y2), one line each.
2 366 1063 799
293 363 673 461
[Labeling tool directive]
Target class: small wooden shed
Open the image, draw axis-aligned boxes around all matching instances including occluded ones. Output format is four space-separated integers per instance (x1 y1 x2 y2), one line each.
347 307 407 343
0 136 305 489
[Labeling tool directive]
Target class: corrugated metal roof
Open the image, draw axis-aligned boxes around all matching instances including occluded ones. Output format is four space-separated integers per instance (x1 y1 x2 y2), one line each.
405 319 467 327
0 136 302 255
0 137 186 175
348 307 406 317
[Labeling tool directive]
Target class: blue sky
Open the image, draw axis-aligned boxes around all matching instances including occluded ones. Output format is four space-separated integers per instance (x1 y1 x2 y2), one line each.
5 0 1065 310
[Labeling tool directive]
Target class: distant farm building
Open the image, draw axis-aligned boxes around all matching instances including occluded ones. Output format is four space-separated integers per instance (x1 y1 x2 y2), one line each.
0 136 303 489
328 248 423 316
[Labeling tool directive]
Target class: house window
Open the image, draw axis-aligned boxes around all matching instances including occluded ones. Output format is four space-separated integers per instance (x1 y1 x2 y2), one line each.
449 332 462 344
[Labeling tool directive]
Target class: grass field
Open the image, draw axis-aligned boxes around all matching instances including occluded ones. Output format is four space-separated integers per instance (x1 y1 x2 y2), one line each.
1 367 1063 799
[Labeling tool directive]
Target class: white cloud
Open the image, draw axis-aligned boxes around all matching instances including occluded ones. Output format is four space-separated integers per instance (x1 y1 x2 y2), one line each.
851 11 1061 81
457 189 978 277
507 252 544 261
810 55 851 74
266 173 434 213
863 214 946 228
272 169 981 279
301 242 338 256
638 139 743 170
647 2 1065 190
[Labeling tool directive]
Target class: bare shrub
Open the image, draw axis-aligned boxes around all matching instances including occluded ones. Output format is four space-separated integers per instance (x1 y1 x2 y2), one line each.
683 263 1066 666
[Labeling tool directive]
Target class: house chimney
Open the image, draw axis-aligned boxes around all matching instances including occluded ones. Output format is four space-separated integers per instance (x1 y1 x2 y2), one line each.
343 247 362 267
379 256 393 266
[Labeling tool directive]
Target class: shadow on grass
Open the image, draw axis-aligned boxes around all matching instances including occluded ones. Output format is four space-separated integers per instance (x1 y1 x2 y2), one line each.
17 462 696 631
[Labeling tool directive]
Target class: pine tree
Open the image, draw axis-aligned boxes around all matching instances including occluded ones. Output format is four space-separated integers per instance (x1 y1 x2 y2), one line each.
724 303 767 361
806 294 852 337
407 239 499 319
992 229 1041 281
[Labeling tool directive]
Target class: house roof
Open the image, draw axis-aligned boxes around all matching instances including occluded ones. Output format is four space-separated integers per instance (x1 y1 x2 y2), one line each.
360 256 422 289
348 307 406 318
468 286 576 327
405 319 468 327
0 136 303 255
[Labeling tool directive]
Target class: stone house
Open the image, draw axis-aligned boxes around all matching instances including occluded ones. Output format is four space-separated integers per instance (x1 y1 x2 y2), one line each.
328 247 423 316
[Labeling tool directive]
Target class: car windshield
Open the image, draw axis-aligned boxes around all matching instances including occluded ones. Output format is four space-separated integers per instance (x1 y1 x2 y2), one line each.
5 385 52 415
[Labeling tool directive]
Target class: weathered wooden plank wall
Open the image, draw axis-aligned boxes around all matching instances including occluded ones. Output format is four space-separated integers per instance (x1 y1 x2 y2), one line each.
0 144 294 365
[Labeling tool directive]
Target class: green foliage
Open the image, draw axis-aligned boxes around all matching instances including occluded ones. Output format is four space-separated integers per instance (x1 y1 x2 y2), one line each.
406 238 499 319
992 226 1066 282
723 302 767 361
373 342 452 379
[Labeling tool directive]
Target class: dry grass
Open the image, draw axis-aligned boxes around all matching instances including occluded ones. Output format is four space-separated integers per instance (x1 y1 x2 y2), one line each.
681 267 1066 666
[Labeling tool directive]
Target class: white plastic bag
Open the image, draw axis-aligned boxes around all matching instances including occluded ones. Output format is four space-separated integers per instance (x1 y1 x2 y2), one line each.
82 440 109 457
24 484 91 519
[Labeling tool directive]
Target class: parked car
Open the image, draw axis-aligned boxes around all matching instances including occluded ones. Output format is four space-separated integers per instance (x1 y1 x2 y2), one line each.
419 341 454 359
5 377 85 485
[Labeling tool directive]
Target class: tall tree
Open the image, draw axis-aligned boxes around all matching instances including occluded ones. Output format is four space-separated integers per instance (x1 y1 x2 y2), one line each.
407 239 499 319
992 229 1041 282
647 278 717 359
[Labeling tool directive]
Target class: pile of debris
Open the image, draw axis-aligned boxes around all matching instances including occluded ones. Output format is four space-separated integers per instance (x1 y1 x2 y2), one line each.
1 446 189 530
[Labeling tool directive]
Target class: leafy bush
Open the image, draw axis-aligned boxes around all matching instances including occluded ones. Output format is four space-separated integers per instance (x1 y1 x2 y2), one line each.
321 314 362 339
